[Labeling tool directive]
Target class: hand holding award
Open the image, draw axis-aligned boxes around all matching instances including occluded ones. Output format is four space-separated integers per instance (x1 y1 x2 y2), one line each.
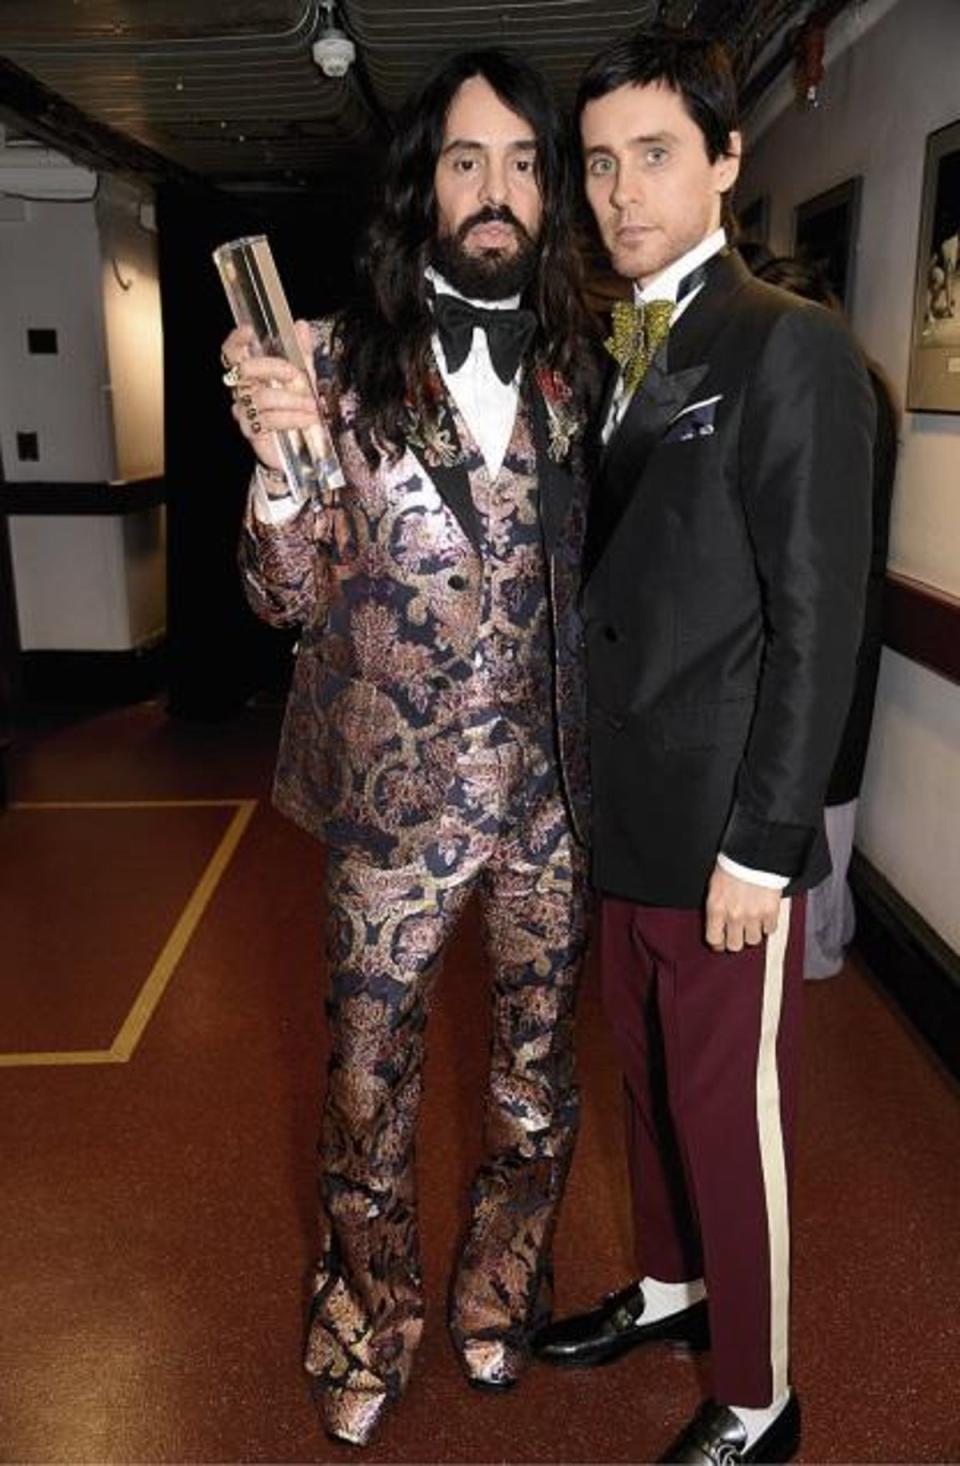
214 234 347 536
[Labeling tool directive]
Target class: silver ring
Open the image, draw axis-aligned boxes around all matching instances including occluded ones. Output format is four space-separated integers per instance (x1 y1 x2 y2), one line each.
222 364 243 388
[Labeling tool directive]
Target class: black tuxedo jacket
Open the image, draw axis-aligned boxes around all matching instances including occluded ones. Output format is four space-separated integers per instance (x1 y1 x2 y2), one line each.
584 250 875 908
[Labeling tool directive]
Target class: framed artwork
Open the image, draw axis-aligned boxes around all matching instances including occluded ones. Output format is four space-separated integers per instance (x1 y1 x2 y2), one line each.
907 118 960 413
793 176 862 309
737 194 769 246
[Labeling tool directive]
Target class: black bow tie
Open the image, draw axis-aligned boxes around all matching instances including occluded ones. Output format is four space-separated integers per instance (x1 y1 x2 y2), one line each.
433 293 537 384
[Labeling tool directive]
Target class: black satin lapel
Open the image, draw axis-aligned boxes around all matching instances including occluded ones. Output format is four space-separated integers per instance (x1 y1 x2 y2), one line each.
583 357 709 583
605 357 710 477
406 367 481 551
596 357 620 441
424 456 481 550
666 248 751 375
530 388 575 555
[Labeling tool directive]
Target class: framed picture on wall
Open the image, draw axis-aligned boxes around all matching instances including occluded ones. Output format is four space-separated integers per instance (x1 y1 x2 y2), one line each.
793 176 862 309
908 118 960 413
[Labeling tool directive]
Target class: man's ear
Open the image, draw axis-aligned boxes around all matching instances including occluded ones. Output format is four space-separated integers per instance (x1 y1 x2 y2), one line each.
717 130 742 194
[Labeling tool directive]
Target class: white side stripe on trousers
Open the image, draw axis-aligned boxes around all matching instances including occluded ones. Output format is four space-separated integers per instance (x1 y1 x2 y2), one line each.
756 897 792 1400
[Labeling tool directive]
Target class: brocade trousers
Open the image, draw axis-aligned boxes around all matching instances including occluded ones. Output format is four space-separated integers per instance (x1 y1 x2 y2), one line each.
303 737 589 1420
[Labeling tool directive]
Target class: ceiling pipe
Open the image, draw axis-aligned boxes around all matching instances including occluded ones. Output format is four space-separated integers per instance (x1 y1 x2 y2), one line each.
0 55 211 195
325 1 393 138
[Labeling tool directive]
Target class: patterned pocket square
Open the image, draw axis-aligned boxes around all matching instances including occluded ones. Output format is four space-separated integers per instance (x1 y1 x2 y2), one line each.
662 394 722 444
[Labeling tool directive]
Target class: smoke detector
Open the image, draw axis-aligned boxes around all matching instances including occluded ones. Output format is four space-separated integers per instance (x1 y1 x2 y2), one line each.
312 1 355 78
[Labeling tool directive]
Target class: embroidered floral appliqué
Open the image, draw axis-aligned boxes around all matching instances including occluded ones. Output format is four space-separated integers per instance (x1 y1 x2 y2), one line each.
534 366 582 463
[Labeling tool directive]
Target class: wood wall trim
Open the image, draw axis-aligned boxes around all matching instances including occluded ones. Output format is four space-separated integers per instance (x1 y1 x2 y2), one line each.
851 851 960 1079
2 479 166 516
884 572 960 687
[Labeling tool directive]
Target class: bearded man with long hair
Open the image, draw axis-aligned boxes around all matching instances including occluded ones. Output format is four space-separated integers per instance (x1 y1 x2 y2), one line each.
222 48 597 1448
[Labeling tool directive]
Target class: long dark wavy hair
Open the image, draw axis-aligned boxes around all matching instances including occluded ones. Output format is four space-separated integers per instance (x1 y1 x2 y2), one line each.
336 48 597 464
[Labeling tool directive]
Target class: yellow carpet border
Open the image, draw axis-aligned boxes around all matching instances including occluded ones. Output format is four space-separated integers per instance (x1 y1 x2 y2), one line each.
0 799 257 1068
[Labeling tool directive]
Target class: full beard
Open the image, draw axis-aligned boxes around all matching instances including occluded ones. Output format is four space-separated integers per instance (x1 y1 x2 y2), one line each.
432 205 539 301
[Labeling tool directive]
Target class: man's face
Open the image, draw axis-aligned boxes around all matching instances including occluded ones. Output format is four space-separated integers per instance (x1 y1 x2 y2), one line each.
580 80 740 284
432 75 543 299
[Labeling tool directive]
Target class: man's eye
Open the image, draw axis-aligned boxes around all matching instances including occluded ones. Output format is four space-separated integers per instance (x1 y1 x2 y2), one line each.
646 147 668 166
588 156 614 177
453 156 477 173
514 156 535 174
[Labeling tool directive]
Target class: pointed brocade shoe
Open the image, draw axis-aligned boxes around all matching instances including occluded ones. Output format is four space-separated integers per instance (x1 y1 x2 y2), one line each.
657 1393 802 1464
317 1386 391 1448
532 1280 709 1368
460 1336 526 1392
452 1261 554 1391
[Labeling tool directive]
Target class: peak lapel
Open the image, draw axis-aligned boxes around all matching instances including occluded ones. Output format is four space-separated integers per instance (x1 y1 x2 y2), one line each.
404 365 481 551
584 250 750 583
583 357 708 583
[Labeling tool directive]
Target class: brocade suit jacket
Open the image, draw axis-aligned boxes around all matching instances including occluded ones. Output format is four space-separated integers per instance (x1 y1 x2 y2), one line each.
584 250 875 908
240 320 589 864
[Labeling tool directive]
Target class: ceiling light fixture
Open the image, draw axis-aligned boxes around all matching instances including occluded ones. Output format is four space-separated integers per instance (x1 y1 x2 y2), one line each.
312 0 356 79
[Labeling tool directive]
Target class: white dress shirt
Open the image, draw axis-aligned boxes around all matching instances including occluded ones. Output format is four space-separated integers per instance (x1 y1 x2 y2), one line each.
426 266 521 478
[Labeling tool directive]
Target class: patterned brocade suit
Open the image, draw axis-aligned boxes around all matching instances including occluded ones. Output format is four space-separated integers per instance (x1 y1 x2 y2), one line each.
239 319 591 1437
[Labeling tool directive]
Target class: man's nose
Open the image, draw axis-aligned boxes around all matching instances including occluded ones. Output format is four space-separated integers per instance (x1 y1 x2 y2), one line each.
610 164 639 212
479 157 508 205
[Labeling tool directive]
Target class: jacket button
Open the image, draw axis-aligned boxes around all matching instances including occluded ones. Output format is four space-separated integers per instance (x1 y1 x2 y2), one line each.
429 674 450 691
448 573 467 590
603 625 619 642
607 713 625 731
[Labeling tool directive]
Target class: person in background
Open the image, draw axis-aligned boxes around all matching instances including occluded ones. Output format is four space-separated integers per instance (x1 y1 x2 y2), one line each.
533 29 874 1465
753 254 898 978
734 238 774 273
220 48 596 1448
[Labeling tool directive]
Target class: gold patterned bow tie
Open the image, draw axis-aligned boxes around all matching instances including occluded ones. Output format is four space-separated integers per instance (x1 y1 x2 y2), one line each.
604 298 675 393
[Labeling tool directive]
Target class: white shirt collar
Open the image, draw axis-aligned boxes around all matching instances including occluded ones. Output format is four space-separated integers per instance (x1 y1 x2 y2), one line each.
633 228 727 305
423 266 521 478
425 265 522 313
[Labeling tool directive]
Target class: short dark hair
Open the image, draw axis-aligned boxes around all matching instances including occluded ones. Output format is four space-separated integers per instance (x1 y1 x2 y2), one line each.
574 26 739 164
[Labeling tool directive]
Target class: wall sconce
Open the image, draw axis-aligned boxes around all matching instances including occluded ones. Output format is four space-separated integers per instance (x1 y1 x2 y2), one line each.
794 15 826 108
111 257 134 290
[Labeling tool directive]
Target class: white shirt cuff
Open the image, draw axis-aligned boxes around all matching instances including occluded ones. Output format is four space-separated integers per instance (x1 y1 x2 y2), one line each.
716 853 790 890
250 466 302 526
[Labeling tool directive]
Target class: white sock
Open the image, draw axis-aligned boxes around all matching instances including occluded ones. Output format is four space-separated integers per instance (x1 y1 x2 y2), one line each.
638 1274 707 1323
727 1389 791 1449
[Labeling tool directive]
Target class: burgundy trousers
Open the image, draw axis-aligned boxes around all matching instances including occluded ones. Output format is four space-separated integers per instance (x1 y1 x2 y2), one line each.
600 894 806 1407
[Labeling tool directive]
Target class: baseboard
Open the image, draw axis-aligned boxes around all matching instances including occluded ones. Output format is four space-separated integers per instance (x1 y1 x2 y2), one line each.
19 640 166 706
850 851 960 1079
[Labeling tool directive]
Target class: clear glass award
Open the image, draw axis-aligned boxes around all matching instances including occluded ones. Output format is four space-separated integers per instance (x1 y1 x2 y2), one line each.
213 234 344 509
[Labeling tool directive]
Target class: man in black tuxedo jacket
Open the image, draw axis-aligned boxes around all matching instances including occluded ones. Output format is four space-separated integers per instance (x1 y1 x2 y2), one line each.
533 29 874 1466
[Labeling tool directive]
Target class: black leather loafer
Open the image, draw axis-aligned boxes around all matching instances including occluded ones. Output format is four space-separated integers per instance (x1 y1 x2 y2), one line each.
531 1280 709 1368
658 1392 801 1464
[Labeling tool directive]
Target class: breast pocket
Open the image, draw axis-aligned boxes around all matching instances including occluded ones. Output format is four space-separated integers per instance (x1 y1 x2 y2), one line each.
661 394 722 446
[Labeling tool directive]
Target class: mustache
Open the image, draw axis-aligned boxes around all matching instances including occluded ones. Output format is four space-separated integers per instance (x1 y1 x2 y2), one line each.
455 205 532 246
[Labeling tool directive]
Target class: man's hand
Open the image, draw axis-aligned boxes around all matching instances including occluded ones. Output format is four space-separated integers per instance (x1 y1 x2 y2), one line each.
705 864 782 953
220 320 320 472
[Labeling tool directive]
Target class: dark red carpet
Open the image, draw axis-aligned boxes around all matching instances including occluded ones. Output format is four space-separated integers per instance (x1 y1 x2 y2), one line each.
1 703 957 1462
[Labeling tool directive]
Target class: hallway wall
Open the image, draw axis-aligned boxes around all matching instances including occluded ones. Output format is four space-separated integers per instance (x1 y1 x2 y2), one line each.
739 0 960 952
